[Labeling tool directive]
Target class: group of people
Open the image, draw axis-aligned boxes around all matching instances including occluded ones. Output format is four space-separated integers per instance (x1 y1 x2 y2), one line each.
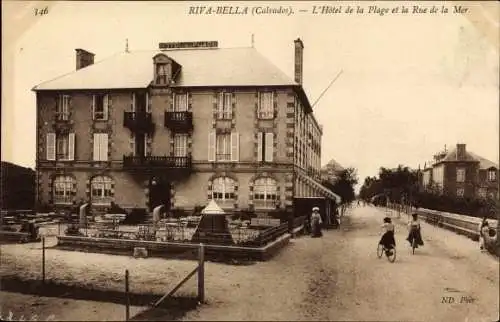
379 213 495 255
379 213 424 256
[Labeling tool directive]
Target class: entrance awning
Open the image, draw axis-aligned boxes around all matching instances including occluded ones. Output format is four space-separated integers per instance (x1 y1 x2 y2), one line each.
300 174 342 204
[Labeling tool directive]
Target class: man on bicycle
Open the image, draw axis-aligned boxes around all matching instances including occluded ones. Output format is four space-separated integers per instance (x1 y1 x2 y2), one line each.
407 213 424 248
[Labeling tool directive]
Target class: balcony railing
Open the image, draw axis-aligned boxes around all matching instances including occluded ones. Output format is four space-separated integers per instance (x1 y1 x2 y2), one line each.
123 112 154 133
123 155 192 169
164 111 193 132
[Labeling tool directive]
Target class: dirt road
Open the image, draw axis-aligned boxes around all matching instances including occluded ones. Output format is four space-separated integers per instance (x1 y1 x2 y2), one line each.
1 205 498 321
183 205 499 321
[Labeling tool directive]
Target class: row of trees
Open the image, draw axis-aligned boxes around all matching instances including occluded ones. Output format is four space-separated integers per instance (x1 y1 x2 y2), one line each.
359 165 499 219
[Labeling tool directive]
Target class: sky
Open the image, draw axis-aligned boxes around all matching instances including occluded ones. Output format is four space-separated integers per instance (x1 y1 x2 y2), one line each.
2 1 499 190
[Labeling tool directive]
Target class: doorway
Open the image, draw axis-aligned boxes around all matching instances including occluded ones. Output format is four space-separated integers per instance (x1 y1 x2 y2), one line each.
149 177 171 212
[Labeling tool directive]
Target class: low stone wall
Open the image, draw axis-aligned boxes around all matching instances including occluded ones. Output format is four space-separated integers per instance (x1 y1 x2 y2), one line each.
56 233 291 261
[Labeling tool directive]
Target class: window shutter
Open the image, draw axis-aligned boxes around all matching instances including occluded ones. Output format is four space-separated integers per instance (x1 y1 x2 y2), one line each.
68 133 75 161
68 96 72 119
93 133 100 161
146 92 151 113
129 133 135 156
92 95 96 119
46 133 56 161
101 134 109 161
257 132 263 162
218 92 223 117
265 132 274 162
208 131 216 162
231 132 239 162
103 94 109 120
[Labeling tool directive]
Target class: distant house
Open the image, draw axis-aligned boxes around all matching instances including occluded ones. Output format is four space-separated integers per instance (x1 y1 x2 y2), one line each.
320 158 345 182
419 144 499 200
1 162 36 210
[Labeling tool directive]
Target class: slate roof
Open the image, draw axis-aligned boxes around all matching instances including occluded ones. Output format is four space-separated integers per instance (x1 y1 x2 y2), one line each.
433 147 498 170
33 47 298 90
468 152 499 170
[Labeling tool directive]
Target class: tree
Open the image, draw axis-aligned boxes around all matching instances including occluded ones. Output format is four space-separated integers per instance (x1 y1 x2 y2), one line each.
322 167 358 215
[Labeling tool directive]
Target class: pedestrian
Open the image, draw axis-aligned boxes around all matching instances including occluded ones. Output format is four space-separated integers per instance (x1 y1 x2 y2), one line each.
479 217 489 251
311 207 323 238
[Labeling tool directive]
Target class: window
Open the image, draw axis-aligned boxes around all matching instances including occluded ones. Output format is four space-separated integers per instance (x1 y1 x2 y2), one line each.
53 176 75 204
156 63 167 84
216 134 231 161
208 131 239 162
93 133 109 161
488 170 497 181
174 134 188 157
456 168 465 183
456 188 465 197
212 177 235 208
56 95 71 120
217 92 232 119
478 188 487 198
46 132 74 161
257 132 274 162
173 93 188 112
91 176 113 205
253 178 278 209
258 92 274 119
92 94 109 120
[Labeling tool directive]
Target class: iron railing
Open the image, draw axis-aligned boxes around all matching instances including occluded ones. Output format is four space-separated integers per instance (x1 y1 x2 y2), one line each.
164 111 193 131
122 155 192 169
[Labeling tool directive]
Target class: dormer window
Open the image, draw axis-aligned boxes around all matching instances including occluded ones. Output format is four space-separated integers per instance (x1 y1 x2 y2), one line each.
156 63 167 84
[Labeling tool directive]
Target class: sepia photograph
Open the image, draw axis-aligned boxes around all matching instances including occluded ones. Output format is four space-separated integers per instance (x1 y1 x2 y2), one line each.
1 1 499 321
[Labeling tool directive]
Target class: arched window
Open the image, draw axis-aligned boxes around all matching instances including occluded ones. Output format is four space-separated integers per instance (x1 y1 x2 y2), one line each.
254 177 277 209
91 176 114 205
53 176 75 204
212 177 235 208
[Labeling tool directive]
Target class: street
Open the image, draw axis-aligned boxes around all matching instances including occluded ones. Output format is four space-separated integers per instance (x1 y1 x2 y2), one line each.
182 205 499 321
1 205 498 321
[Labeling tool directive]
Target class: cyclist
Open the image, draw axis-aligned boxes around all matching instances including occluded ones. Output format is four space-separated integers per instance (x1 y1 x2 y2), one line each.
406 213 424 248
379 217 395 256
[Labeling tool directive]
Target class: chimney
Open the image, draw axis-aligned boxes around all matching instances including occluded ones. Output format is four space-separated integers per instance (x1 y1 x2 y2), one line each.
75 49 95 70
294 38 304 84
456 143 466 160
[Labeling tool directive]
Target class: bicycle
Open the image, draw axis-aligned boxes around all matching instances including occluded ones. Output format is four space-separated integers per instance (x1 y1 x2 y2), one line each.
408 227 421 255
377 243 396 262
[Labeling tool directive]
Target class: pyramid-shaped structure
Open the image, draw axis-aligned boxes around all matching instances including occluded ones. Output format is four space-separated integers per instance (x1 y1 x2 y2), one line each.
191 200 234 245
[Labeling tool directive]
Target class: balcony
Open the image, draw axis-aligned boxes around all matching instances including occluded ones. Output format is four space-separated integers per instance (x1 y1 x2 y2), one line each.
164 111 193 132
123 112 154 133
123 155 192 171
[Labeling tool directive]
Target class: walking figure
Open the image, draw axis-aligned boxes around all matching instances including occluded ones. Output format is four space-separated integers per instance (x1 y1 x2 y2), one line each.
311 207 323 238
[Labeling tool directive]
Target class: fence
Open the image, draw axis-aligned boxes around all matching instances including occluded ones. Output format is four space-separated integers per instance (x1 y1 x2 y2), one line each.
384 203 498 242
126 244 205 321
1 235 206 321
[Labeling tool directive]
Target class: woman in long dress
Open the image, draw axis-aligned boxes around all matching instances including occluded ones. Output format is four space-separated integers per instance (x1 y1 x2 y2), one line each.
379 217 396 255
406 213 424 248
311 207 323 238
